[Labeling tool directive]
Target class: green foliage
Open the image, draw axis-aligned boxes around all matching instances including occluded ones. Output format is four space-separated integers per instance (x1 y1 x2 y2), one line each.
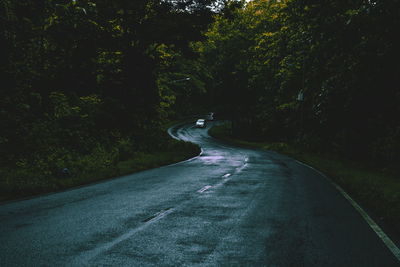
0 0 218 199
0 131 199 201
197 0 400 168
153 43 209 117
117 140 199 176
0 143 118 199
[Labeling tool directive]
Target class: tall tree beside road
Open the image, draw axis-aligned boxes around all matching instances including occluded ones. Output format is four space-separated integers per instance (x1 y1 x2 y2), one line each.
197 0 400 169
2 0 399 197
0 0 218 197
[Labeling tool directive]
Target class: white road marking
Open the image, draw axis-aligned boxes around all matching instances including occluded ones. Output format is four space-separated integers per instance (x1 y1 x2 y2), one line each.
167 127 181 140
71 208 175 265
236 163 248 173
144 208 174 223
222 173 231 178
197 185 212 193
295 159 400 262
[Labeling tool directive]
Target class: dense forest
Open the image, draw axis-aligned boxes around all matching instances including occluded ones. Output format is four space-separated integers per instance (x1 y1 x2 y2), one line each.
0 0 217 197
1 0 399 197
196 0 400 171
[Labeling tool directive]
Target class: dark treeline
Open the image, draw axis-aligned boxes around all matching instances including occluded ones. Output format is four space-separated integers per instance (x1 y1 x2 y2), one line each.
0 0 218 195
196 0 400 171
1 0 399 196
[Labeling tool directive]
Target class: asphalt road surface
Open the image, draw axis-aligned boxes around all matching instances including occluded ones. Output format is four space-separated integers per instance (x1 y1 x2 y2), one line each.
0 122 399 266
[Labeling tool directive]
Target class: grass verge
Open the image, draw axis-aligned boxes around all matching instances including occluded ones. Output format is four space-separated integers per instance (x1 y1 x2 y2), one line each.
116 142 198 177
209 122 400 235
0 123 199 203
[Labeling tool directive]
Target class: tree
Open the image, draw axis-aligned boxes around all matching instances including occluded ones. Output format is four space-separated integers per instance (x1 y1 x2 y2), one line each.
196 0 400 166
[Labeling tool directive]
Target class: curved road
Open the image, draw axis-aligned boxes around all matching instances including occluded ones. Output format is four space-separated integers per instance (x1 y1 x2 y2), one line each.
0 122 399 266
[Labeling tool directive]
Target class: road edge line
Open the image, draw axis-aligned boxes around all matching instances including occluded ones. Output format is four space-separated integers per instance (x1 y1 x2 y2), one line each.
164 123 204 167
295 159 400 262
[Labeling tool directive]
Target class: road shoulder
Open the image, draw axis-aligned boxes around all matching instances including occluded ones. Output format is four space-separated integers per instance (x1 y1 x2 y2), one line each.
209 122 400 260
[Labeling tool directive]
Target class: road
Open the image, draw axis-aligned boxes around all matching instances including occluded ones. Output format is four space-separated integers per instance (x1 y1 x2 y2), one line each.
0 122 399 266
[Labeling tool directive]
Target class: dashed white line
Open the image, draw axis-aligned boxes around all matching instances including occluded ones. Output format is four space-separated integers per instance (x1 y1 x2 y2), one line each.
71 207 175 265
144 208 174 223
295 159 400 262
197 185 212 193
236 163 248 173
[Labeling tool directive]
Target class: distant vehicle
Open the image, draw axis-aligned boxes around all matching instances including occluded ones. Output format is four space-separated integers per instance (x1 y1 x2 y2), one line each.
206 112 214 121
196 119 206 128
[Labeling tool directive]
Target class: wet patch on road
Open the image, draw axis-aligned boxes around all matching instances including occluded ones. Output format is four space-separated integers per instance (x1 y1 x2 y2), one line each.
14 222 33 229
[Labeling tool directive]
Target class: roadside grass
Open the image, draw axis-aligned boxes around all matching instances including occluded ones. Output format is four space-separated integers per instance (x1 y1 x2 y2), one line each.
209 123 400 233
0 123 199 202
117 142 198 176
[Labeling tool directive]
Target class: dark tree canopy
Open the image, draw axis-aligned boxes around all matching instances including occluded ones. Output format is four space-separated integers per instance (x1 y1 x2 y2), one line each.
196 0 400 168
1 0 399 196
0 0 219 190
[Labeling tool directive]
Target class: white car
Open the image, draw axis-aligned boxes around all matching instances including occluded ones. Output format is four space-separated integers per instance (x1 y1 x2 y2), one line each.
196 119 206 128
